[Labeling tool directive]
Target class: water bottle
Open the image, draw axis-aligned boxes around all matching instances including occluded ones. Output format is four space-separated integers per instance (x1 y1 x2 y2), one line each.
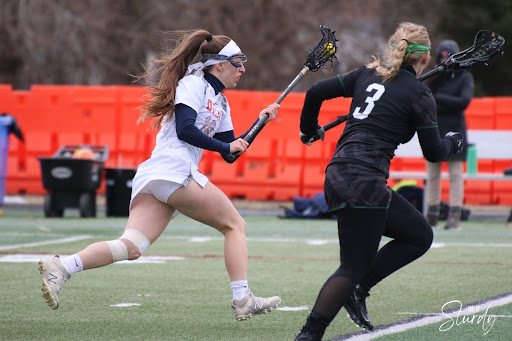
466 144 477 175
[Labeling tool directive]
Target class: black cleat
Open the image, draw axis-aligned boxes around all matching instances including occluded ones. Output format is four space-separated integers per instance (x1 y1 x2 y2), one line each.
294 327 323 341
344 284 374 331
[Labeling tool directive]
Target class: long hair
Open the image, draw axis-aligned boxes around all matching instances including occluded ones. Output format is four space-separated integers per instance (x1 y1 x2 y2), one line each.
367 22 431 82
136 30 231 129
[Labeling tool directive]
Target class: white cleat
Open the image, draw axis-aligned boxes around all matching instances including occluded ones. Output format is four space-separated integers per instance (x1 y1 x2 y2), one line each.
230 289 281 321
38 256 70 310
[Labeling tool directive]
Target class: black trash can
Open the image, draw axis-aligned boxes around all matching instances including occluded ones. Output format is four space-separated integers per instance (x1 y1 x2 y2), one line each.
105 167 136 217
38 145 109 218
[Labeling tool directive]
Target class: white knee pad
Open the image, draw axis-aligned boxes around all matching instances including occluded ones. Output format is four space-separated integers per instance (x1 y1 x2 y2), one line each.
107 239 128 262
107 229 150 262
120 228 151 254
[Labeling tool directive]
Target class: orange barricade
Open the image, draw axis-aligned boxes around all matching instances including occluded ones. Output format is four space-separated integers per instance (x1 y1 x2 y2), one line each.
1 84 511 205
495 97 512 130
465 97 496 129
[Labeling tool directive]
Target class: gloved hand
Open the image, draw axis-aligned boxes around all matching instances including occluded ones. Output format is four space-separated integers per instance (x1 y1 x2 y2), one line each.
300 126 325 146
445 131 464 154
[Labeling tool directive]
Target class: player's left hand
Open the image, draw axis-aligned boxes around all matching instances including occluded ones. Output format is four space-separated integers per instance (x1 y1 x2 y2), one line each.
300 126 325 146
259 103 280 124
445 131 464 154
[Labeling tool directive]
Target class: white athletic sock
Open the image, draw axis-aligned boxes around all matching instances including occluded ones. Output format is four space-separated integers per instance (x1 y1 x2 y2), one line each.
60 254 83 275
231 280 249 300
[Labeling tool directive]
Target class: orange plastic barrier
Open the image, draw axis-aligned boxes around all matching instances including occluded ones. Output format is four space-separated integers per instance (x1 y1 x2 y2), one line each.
465 97 496 129
1 84 511 205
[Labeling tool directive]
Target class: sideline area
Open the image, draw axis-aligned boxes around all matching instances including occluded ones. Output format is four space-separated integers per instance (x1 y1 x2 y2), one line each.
2 194 511 222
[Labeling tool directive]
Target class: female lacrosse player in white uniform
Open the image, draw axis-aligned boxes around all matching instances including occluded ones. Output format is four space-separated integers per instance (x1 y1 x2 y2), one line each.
38 30 281 321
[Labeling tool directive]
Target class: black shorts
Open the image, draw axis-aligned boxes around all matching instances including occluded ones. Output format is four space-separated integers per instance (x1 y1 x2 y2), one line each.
324 162 391 211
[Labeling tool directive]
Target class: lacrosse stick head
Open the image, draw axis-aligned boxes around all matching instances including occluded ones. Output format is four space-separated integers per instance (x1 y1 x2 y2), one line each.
304 25 338 72
444 30 505 69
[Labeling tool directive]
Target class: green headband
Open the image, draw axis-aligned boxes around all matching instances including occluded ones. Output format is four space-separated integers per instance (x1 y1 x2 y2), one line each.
392 43 431 54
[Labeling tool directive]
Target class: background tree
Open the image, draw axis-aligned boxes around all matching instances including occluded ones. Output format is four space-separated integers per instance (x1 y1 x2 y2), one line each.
0 0 508 96
435 0 511 96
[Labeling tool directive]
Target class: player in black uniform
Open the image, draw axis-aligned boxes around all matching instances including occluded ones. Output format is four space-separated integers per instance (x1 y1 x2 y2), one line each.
294 22 464 341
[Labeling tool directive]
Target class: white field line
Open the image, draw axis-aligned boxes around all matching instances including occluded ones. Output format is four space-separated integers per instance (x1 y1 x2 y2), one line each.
338 293 512 341
109 303 141 307
158 236 512 248
277 306 309 311
0 253 185 263
3 232 512 248
159 235 340 244
115 255 185 264
439 242 512 248
2 234 512 256
397 312 512 318
0 235 93 251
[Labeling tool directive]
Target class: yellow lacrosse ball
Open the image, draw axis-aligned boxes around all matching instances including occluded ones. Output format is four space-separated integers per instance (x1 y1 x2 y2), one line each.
322 43 335 56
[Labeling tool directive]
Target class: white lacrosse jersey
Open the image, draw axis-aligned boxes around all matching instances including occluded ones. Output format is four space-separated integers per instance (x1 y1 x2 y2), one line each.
131 70 234 201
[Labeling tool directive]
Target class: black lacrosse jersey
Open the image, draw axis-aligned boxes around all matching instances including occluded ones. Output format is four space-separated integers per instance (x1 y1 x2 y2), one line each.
329 65 437 177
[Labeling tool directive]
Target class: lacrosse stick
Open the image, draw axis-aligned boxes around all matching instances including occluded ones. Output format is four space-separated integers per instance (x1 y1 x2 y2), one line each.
419 30 505 81
227 24 338 161
302 30 505 145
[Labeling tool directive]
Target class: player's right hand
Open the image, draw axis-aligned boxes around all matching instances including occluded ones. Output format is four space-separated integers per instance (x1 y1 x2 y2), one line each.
259 103 280 124
229 138 249 155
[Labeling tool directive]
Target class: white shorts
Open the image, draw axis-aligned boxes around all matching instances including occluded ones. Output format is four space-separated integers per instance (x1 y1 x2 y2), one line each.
136 177 195 219
138 176 193 204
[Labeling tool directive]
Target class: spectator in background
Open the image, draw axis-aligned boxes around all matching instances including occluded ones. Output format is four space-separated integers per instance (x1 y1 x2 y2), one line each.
425 40 474 230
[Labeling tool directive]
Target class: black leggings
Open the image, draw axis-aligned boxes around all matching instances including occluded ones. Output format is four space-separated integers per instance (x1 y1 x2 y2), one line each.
311 190 433 322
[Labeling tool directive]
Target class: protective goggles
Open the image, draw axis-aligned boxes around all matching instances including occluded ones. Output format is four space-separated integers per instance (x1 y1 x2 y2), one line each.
201 53 248 67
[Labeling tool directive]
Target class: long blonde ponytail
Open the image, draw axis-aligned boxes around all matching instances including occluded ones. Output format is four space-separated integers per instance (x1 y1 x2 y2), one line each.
367 22 431 82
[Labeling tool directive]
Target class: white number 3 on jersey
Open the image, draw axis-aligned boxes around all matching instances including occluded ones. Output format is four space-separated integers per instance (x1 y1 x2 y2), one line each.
353 83 385 120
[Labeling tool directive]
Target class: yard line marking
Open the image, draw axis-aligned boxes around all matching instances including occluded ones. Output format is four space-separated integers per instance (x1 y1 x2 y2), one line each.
157 235 512 248
0 235 93 251
277 306 309 311
0 254 56 262
159 235 339 243
110 303 141 307
189 237 215 242
421 260 512 266
307 240 330 245
396 312 512 318
115 255 185 264
0 232 64 237
2 252 512 266
442 242 512 248
333 293 512 340
0 253 185 263
491 315 512 318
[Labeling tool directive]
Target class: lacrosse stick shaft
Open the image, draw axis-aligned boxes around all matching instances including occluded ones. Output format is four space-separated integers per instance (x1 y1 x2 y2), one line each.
276 67 309 104
226 67 310 161
418 65 445 82
245 67 309 141
304 114 349 144
323 114 349 131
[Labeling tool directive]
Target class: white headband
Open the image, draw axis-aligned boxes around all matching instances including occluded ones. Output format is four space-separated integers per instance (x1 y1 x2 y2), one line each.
186 40 241 75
